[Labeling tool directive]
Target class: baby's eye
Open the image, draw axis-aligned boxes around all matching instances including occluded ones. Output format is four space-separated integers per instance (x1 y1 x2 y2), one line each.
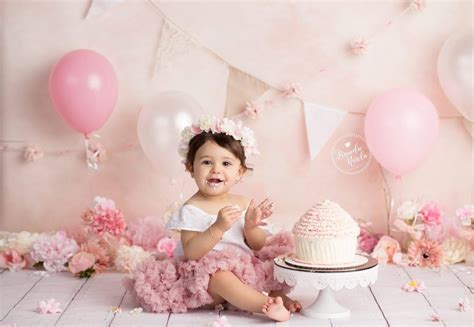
223 161 232 166
202 160 212 165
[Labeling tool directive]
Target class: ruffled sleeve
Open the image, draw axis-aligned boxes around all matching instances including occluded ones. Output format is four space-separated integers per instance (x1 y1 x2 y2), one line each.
166 205 213 232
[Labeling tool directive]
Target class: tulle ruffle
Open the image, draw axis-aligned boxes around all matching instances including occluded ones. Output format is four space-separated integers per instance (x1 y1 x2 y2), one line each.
124 231 294 313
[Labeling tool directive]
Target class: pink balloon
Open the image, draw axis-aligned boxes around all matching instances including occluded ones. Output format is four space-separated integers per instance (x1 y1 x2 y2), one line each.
49 49 118 136
364 89 439 178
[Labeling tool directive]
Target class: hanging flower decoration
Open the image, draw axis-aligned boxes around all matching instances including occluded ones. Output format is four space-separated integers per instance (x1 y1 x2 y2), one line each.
407 239 442 268
23 145 44 162
280 82 302 98
350 37 369 55
244 101 264 120
402 279 426 293
409 0 426 12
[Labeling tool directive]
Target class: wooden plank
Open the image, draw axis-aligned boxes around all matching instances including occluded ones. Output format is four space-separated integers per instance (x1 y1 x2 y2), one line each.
331 286 387 326
369 265 438 327
1 271 86 326
167 309 220 326
0 270 43 321
109 291 170 326
403 266 473 327
446 265 473 292
54 271 126 326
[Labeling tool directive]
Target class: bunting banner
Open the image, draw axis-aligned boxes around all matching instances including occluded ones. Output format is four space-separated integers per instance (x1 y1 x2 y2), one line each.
304 102 348 160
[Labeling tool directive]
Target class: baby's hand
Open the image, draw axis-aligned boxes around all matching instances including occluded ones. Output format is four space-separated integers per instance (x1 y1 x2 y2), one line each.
244 198 274 230
214 205 242 233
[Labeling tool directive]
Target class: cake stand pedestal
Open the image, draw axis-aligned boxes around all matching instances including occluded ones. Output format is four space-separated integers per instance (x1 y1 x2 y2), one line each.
274 255 378 319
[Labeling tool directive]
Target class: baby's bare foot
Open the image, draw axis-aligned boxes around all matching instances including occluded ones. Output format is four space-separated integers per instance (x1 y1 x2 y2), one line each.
269 291 302 313
261 296 290 322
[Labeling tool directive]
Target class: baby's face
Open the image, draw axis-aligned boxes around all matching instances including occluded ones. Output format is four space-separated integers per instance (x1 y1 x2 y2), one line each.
191 140 244 197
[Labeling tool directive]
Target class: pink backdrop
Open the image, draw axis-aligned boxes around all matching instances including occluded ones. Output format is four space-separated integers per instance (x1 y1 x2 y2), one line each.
0 1 472 235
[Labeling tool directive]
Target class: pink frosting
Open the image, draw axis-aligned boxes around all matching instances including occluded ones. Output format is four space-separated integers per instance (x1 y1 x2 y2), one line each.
293 200 360 238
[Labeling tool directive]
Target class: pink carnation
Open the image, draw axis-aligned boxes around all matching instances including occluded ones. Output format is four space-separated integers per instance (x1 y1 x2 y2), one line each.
31 231 79 272
89 198 126 236
419 202 443 226
0 248 27 271
358 229 380 254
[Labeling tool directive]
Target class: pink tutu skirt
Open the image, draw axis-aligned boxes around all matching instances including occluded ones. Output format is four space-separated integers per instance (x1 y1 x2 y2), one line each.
124 231 294 313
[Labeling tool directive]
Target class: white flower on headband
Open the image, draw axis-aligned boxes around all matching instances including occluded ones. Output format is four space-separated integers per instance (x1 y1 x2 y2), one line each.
178 115 259 163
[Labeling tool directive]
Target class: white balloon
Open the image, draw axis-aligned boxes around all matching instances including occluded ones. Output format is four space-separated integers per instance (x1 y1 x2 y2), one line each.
137 91 203 178
437 30 473 122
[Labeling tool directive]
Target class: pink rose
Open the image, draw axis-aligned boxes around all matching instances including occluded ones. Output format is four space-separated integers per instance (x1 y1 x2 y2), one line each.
157 237 177 258
81 208 95 224
69 252 95 274
371 235 401 264
419 202 443 226
0 248 27 271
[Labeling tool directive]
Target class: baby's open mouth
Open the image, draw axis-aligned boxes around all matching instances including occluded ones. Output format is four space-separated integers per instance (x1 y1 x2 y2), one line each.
207 178 224 187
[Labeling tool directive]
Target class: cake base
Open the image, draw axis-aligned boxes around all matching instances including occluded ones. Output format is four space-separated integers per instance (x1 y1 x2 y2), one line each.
285 254 368 269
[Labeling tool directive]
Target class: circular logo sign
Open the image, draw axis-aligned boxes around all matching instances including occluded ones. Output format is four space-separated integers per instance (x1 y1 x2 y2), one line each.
331 134 372 175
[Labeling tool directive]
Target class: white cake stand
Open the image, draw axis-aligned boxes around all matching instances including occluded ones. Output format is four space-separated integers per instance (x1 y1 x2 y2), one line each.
274 255 378 319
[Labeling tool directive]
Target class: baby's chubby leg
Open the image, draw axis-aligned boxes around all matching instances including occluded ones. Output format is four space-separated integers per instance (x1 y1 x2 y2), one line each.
207 271 290 321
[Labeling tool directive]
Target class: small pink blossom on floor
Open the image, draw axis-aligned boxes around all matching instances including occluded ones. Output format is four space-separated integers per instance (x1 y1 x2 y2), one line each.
212 316 231 327
458 296 471 312
430 313 441 322
110 306 121 313
402 280 426 293
157 237 177 258
36 298 62 314
350 37 369 55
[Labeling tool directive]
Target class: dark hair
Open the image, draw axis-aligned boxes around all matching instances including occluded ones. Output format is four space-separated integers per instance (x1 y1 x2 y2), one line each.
185 132 252 172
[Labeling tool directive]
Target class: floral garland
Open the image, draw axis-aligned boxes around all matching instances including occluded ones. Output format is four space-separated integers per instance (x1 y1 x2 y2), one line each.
178 115 260 162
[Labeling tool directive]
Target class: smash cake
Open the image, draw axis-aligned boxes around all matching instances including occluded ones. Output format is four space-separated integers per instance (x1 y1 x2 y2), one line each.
292 200 360 265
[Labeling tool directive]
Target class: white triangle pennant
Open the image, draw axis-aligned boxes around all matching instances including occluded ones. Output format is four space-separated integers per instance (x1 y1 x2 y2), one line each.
304 102 347 160
85 0 124 20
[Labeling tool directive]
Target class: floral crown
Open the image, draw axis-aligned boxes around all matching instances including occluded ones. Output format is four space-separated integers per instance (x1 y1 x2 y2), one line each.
178 115 259 163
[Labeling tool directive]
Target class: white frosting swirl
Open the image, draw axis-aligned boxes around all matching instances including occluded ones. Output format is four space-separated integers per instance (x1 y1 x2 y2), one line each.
293 200 360 238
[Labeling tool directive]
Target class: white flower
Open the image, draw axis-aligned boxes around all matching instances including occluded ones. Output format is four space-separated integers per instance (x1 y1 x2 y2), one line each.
397 201 421 220
441 238 470 265
198 115 217 132
114 245 152 273
7 231 41 255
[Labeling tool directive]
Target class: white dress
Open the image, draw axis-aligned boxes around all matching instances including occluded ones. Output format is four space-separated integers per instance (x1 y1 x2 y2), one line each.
166 204 255 257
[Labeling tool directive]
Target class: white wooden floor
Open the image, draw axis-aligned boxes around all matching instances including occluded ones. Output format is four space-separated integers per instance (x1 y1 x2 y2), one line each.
0 265 472 326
